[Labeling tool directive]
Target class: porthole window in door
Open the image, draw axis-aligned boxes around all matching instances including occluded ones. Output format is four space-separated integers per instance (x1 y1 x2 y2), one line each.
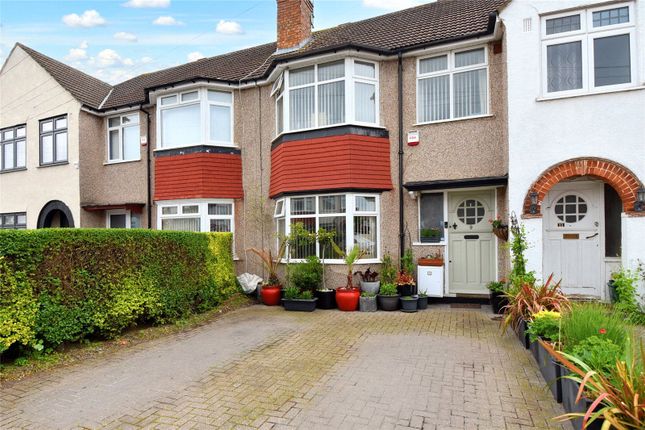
457 199 485 225
554 194 587 223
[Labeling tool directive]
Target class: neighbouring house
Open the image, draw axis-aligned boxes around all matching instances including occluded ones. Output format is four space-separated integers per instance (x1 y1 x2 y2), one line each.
501 0 645 299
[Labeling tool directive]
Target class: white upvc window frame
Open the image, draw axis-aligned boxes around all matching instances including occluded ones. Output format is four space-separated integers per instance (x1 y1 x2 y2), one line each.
273 192 380 264
106 112 140 163
540 2 637 97
276 57 380 135
416 45 490 124
106 209 132 228
156 88 234 150
157 199 235 236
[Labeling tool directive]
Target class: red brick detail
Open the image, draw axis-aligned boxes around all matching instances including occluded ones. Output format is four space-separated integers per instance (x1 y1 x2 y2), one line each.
154 153 243 201
276 0 313 50
269 134 393 198
523 157 643 215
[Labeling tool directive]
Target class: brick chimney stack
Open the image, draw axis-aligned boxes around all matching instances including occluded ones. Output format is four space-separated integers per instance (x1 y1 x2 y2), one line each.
276 0 313 52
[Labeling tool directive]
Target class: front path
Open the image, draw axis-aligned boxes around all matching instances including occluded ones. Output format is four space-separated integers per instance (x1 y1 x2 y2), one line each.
0 305 569 429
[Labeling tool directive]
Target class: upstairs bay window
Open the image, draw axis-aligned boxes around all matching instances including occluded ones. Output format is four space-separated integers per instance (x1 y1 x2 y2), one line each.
417 47 489 123
158 88 233 149
275 58 379 134
542 2 636 96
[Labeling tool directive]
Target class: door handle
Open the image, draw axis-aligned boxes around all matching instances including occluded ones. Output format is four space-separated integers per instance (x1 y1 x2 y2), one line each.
585 233 599 239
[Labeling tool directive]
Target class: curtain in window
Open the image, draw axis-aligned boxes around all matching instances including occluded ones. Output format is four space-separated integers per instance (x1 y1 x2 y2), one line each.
547 41 583 92
355 82 376 123
209 105 232 142
317 61 344 81
161 104 201 147
318 81 345 126
123 126 139 160
319 216 346 259
276 96 284 134
419 56 447 74
109 130 120 160
161 217 200 231
418 75 450 122
354 216 377 258
290 66 315 86
289 87 315 130
453 69 487 118
290 217 316 259
210 219 231 232
454 49 485 67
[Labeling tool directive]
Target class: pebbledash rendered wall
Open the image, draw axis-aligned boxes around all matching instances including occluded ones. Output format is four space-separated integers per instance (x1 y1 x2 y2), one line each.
502 0 645 298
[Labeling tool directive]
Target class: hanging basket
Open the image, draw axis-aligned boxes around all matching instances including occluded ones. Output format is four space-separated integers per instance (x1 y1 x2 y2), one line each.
492 225 509 242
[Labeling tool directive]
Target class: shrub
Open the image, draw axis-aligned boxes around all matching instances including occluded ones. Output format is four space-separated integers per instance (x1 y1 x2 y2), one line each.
380 254 398 285
290 256 323 292
0 229 237 353
283 286 300 300
526 310 561 343
560 303 629 353
611 267 645 325
487 281 505 293
379 283 398 296
571 336 624 378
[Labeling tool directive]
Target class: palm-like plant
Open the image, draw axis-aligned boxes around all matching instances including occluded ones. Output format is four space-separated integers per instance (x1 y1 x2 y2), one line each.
247 237 287 286
331 242 366 290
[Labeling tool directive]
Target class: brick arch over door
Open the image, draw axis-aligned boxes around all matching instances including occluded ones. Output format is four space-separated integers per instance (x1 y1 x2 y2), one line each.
523 157 643 216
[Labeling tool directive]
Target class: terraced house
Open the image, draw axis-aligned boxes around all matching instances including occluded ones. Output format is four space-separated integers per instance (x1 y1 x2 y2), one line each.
2 0 642 298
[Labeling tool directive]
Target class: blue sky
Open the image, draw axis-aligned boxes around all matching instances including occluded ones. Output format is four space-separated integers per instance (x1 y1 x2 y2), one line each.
0 0 426 84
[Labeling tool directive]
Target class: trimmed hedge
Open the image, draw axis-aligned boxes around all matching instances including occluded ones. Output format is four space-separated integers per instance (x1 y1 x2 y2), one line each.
0 229 238 353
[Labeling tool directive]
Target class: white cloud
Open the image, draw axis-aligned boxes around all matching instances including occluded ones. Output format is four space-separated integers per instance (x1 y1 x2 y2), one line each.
153 16 182 26
215 20 243 35
362 0 425 10
187 51 205 62
65 41 89 61
140 56 153 64
62 10 107 28
93 48 135 67
123 0 170 8
114 31 138 42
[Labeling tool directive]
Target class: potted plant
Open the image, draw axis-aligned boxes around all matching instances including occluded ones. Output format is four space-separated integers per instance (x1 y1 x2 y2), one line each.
417 252 443 267
248 238 287 306
396 271 415 297
420 227 442 244
490 216 508 241
315 227 337 309
282 286 317 312
526 310 563 402
355 267 379 294
332 243 366 312
377 282 399 311
315 288 336 309
417 292 428 310
359 291 377 312
400 295 418 313
487 280 506 314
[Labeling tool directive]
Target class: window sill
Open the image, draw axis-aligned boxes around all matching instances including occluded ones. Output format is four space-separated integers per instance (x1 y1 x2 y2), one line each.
536 85 645 102
37 161 69 168
412 242 446 246
280 258 382 265
276 122 386 139
154 143 238 152
104 159 142 166
414 114 494 126
0 167 27 174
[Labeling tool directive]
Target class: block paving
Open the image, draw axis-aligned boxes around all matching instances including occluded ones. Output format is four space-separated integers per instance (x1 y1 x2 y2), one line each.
0 305 570 429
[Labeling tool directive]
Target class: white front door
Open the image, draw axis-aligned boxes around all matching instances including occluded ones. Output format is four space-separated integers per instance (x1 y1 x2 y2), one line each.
544 181 602 296
447 190 495 295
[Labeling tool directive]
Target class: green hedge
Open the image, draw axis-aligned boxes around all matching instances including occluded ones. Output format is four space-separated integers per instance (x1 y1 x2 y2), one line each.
0 229 238 353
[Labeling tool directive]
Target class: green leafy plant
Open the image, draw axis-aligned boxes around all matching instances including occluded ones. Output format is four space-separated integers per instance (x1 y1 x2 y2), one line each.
611 267 645 324
290 256 323 293
380 253 398 285
401 248 415 276
283 286 300 300
487 281 505 293
331 243 366 290
571 336 624 378
379 283 398 296
360 291 376 298
526 310 561 343
420 228 441 239
0 257 37 354
248 236 287 286
299 290 314 300
560 303 629 353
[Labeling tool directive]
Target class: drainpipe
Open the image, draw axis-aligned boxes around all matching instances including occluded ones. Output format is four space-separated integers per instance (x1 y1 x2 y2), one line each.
140 108 152 229
397 52 405 260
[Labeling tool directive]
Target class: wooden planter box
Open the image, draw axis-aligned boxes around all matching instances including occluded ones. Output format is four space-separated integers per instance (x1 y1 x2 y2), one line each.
418 258 444 267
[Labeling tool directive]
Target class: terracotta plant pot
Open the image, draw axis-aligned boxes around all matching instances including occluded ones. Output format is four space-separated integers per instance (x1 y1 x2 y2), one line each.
336 288 359 311
260 285 282 306
417 258 444 267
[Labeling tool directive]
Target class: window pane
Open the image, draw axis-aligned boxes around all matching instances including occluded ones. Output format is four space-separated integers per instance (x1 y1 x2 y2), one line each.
182 205 199 214
55 132 68 161
290 197 315 215
289 86 315 130
209 105 232 142
545 14 581 35
455 48 485 67
109 129 120 160
161 206 177 215
319 216 346 258
419 56 447 74
354 61 375 78
593 7 629 28
210 219 231 232
3 129 14 140
16 127 26 138
454 68 487 118
290 218 316 259
41 135 54 163
318 81 345 126
4 215 15 226
547 41 583 92
420 193 444 243
208 90 232 104
108 117 120 128
109 214 127 228
418 75 450 122
160 95 177 105
161 104 201 147
208 203 232 215
289 66 315 86
16 140 25 167
274 201 284 217
41 121 53 133
318 61 344 81
319 195 346 214
16 214 26 225
276 96 284 134
161 218 200 231
355 196 376 212
55 117 67 130
594 34 631 87
354 216 377 258
123 126 139 160
181 91 199 102
3 144 14 169
122 114 139 125
355 82 376 123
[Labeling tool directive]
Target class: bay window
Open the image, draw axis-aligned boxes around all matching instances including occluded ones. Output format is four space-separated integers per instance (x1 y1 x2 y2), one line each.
275 58 379 134
107 113 140 162
541 2 636 96
1 125 26 171
274 193 379 262
158 200 234 235
417 47 488 123
158 88 233 149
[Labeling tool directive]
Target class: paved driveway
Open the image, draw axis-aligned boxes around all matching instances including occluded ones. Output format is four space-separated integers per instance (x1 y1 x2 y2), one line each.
0 305 569 430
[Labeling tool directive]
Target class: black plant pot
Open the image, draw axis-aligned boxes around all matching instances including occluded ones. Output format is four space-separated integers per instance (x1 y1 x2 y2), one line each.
536 341 562 403
378 294 399 311
607 280 618 303
517 319 530 349
417 296 428 310
282 298 317 312
400 297 418 313
560 367 604 430
315 290 336 309
397 284 414 296
490 291 507 314
529 339 539 363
